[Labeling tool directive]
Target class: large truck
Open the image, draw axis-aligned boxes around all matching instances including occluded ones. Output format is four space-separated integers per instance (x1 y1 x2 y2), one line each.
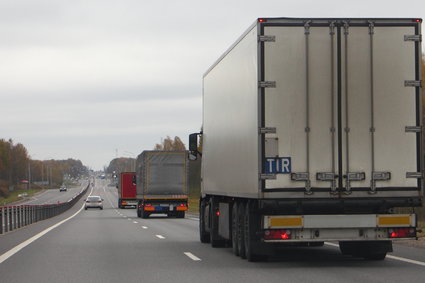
117 172 137 208
189 17 423 261
136 151 189 218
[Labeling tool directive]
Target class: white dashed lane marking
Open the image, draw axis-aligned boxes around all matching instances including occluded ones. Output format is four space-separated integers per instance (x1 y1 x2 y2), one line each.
156 235 165 239
184 252 201 261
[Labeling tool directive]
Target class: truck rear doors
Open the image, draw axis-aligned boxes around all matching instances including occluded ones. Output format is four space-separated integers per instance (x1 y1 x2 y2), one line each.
262 19 422 198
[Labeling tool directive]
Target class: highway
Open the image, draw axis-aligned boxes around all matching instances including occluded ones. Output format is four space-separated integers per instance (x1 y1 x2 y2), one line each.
18 184 87 205
1 180 425 283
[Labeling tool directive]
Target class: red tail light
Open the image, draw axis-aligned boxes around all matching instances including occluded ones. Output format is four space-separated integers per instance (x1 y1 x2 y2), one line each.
215 210 220 216
258 18 267 23
413 19 422 23
264 229 292 240
388 228 416 238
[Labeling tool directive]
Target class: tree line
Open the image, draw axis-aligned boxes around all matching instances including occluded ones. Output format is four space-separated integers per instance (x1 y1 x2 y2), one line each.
0 138 88 197
105 136 187 175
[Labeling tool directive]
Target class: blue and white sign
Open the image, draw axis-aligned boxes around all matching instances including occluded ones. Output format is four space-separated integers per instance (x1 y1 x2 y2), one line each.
265 157 291 174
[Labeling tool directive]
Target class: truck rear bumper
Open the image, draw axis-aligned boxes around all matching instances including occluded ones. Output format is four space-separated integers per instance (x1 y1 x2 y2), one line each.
262 214 416 242
120 199 138 207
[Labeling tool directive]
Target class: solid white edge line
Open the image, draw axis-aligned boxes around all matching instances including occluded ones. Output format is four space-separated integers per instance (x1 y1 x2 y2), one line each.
325 242 425 267
155 235 165 239
386 255 425 267
0 186 93 264
184 252 201 261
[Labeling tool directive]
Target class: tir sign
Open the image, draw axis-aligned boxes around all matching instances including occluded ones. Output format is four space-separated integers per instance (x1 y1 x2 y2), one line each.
265 157 291 174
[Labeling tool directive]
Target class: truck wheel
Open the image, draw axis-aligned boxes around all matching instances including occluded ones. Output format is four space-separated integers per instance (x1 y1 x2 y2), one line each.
237 202 246 258
244 201 265 262
137 208 141 218
142 211 149 219
199 199 210 243
177 211 185 218
231 203 239 256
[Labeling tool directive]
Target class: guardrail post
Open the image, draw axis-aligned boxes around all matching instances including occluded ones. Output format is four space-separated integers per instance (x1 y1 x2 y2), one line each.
0 207 3 234
4 207 7 233
32 206 36 224
17 206 21 229
24 206 27 226
13 206 16 230
20 206 24 228
8 206 13 231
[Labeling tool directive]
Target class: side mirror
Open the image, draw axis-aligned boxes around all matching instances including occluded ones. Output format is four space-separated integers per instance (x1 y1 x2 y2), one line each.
188 153 197 161
189 132 201 160
189 133 199 152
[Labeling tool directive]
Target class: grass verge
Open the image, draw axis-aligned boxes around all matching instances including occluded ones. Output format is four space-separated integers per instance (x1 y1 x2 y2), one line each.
0 188 43 206
188 196 199 214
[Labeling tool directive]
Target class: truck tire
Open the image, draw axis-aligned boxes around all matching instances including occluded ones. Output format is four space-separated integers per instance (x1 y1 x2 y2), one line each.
244 201 265 262
177 211 185 218
142 211 150 219
199 199 210 243
231 203 239 256
237 202 246 258
137 208 141 218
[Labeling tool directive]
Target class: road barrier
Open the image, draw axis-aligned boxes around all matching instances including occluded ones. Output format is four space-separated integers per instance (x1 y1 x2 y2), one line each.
0 183 89 235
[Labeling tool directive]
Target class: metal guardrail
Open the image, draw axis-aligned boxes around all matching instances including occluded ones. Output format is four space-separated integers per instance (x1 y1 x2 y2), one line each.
0 183 89 235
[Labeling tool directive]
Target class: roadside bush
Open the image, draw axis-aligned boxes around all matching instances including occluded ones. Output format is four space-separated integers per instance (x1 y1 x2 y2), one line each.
0 180 10 198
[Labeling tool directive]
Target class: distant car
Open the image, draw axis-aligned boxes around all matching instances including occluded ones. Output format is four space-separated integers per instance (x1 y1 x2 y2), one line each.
59 186 67 192
85 195 103 210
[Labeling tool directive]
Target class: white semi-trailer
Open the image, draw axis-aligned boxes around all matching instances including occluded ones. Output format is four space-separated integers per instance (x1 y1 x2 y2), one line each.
189 17 423 261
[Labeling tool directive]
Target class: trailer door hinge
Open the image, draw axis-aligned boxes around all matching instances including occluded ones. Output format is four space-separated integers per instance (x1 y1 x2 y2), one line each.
259 35 275 42
259 81 276 88
259 127 276 134
404 80 422 87
372 171 391 181
261 174 276 180
406 172 423 179
405 126 422 133
404 34 422 42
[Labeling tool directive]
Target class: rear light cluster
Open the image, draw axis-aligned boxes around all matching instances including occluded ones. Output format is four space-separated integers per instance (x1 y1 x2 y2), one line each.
388 228 416 238
264 229 292 240
176 203 188 211
144 203 155 211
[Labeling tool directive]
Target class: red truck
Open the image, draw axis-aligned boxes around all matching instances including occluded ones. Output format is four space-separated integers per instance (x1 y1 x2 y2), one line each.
118 172 137 209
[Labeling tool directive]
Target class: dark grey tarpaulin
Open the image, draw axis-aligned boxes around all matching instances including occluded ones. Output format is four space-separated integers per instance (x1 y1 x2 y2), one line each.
136 151 189 198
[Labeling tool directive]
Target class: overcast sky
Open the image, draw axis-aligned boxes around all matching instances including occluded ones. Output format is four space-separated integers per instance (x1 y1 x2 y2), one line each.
0 0 424 170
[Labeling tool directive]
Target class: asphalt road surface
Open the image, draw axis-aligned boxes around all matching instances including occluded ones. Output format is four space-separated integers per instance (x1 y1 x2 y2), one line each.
18 184 87 205
1 180 425 283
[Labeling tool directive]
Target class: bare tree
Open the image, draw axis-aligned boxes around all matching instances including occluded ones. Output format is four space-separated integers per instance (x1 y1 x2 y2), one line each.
154 136 186 151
